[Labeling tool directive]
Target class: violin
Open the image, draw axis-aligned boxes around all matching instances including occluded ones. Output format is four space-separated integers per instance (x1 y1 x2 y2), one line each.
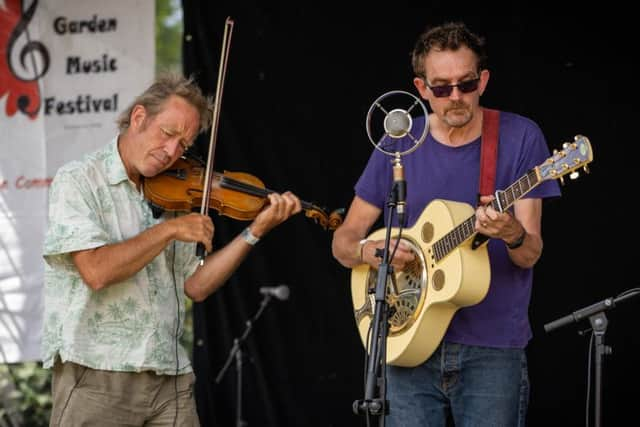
142 157 344 231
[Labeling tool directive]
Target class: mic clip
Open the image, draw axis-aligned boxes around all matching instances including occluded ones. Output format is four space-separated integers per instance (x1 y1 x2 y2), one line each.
393 155 407 228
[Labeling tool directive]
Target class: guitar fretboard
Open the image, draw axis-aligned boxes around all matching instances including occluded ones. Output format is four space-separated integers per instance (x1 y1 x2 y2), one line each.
432 168 540 262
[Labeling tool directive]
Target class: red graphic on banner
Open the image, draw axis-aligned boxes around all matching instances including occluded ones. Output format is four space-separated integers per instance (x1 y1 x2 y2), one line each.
0 0 47 120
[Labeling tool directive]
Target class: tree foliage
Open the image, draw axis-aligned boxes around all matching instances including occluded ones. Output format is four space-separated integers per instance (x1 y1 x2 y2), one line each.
156 0 183 74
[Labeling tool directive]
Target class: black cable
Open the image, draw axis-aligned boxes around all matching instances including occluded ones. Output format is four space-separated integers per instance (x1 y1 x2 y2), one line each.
171 237 180 427
616 287 640 299
388 227 403 264
364 324 373 427
585 331 594 427
54 364 88 426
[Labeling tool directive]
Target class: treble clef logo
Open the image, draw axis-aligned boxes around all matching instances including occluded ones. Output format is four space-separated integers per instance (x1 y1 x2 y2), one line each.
1 0 49 119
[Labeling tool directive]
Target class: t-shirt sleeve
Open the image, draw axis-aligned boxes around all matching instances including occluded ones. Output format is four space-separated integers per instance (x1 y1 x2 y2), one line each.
354 148 394 209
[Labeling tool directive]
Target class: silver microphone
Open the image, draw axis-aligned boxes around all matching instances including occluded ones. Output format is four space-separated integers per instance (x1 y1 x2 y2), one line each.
384 108 413 138
365 90 429 157
365 91 429 228
259 284 290 301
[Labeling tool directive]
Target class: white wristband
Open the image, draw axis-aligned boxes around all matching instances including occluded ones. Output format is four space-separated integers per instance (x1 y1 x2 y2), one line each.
241 227 260 246
357 239 369 262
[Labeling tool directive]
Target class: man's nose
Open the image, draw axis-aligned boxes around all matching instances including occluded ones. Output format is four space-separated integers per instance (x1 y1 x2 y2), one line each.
448 86 463 100
165 138 182 157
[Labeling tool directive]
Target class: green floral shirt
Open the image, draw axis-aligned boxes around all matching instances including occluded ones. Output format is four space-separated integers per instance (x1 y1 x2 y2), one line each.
41 138 199 375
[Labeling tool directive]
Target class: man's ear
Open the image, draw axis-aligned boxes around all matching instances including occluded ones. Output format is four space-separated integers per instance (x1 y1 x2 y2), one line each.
130 105 147 131
413 77 429 99
478 69 490 96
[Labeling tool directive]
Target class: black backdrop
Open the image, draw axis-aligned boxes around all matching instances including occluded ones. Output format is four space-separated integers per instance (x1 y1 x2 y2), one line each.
182 2 637 426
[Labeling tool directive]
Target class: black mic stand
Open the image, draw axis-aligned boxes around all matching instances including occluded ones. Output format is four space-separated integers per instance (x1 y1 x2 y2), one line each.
544 288 640 427
215 293 274 427
353 181 405 426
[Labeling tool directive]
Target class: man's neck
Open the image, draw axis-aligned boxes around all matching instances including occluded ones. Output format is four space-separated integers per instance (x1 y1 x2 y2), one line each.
117 133 141 189
431 108 483 147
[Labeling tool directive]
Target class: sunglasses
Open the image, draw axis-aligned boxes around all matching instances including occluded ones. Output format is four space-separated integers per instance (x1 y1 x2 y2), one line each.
425 78 480 98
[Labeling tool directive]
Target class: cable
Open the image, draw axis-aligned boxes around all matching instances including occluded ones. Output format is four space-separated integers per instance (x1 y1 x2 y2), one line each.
54 363 88 426
171 238 180 427
388 228 403 265
585 331 594 427
364 321 373 427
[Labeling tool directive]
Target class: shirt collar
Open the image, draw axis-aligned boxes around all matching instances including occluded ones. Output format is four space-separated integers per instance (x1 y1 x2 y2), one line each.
106 136 131 185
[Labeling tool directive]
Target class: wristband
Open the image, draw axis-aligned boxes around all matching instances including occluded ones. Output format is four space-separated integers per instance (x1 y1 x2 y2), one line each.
506 230 526 250
357 239 369 262
241 227 260 246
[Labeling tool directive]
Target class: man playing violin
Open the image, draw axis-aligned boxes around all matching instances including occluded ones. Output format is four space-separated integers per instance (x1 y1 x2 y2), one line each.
41 73 302 426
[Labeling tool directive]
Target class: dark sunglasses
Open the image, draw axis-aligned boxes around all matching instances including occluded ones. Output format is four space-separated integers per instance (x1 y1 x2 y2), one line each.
426 78 480 98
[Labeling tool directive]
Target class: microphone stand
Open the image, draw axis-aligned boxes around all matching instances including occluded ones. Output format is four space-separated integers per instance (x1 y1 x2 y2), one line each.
215 293 274 427
354 181 404 426
544 288 640 427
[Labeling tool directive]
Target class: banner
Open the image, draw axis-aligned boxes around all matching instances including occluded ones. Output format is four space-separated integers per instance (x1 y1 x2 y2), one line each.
0 0 155 362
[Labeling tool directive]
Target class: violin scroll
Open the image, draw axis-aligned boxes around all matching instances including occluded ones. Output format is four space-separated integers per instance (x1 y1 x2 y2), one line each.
328 208 345 230
304 205 344 231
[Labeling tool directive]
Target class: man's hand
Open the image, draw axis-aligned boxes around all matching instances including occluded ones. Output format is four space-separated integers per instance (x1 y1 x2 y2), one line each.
249 191 302 238
361 238 415 272
169 212 215 253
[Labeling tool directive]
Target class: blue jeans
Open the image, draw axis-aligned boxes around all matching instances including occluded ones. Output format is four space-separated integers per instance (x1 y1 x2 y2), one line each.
386 342 529 427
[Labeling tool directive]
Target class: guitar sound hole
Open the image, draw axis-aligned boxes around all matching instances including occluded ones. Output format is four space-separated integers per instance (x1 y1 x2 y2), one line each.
432 269 445 291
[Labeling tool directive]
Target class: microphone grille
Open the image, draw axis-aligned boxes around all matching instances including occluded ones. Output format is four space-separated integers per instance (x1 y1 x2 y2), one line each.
276 285 290 300
384 108 412 138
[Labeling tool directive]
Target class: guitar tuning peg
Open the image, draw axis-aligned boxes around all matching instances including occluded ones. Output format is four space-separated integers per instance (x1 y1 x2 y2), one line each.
562 142 570 149
570 171 579 180
583 165 590 174
559 176 565 186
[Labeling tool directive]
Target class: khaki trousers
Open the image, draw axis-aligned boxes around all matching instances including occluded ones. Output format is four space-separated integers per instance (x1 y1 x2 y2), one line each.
49 359 200 427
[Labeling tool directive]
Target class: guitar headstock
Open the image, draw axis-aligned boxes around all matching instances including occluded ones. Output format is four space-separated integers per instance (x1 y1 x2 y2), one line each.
538 135 593 184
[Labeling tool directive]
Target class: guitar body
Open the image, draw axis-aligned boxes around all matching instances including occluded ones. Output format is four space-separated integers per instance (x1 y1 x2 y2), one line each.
351 199 490 367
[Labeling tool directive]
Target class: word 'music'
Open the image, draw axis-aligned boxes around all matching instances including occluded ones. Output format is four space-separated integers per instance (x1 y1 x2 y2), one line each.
67 54 117 74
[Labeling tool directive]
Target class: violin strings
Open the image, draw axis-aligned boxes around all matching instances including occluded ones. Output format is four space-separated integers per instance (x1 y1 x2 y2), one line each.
219 176 315 210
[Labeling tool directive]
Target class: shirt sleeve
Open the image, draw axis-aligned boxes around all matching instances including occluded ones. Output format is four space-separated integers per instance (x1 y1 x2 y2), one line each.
42 166 110 270
355 148 393 209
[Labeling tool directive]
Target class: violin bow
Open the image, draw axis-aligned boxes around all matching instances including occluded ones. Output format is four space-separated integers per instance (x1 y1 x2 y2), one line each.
197 16 234 263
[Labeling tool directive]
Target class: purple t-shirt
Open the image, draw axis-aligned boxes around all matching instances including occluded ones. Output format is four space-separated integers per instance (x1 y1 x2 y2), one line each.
355 111 561 348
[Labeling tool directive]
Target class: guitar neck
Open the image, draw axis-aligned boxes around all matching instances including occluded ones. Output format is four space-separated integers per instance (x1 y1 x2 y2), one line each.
432 168 540 262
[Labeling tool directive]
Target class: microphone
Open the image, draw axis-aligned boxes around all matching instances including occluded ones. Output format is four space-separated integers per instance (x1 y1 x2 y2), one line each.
384 108 413 138
259 284 290 301
393 156 407 227
365 91 429 228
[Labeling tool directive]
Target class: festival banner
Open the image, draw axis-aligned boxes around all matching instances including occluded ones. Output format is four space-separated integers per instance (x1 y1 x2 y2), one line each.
0 0 155 362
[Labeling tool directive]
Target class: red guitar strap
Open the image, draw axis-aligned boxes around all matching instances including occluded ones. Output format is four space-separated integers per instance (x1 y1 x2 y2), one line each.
472 108 500 249
479 108 500 198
